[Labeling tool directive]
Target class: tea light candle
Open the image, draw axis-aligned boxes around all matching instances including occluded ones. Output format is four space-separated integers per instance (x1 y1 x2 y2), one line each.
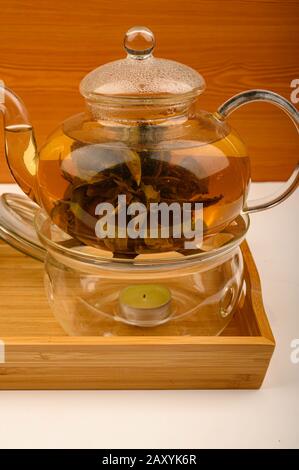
119 284 172 326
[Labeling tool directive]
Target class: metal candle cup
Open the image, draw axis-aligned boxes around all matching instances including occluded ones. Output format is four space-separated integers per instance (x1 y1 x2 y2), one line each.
119 284 172 327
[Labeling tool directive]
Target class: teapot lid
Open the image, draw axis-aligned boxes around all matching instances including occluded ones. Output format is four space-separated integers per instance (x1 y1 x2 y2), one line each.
80 26 205 101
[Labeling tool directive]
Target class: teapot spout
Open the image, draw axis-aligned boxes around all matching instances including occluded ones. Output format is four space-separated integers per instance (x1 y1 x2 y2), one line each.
0 81 38 201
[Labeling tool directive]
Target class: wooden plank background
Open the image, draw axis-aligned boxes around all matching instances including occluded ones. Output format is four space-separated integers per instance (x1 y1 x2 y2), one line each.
0 0 298 182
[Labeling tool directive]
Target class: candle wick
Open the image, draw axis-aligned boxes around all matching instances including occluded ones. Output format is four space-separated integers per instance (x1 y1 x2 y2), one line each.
143 294 146 299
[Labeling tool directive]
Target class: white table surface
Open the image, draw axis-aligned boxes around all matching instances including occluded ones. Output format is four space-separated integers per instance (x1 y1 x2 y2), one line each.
0 182 298 449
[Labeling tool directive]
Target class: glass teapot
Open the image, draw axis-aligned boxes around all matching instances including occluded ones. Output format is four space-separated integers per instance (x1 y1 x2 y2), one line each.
1 26 298 257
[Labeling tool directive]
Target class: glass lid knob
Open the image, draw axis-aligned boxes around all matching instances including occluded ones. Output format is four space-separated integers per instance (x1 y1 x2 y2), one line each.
124 26 155 59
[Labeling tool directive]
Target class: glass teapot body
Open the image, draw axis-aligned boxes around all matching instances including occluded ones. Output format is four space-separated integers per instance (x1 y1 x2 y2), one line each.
4 97 250 255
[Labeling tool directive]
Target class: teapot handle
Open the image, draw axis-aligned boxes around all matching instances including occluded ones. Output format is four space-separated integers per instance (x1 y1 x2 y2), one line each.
217 89 299 214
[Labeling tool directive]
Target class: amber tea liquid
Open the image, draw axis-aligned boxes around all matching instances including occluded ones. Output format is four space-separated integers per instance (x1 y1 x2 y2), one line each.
5 119 250 255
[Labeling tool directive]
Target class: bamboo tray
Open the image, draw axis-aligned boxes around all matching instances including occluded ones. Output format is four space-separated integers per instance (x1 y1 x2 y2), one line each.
0 240 275 390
